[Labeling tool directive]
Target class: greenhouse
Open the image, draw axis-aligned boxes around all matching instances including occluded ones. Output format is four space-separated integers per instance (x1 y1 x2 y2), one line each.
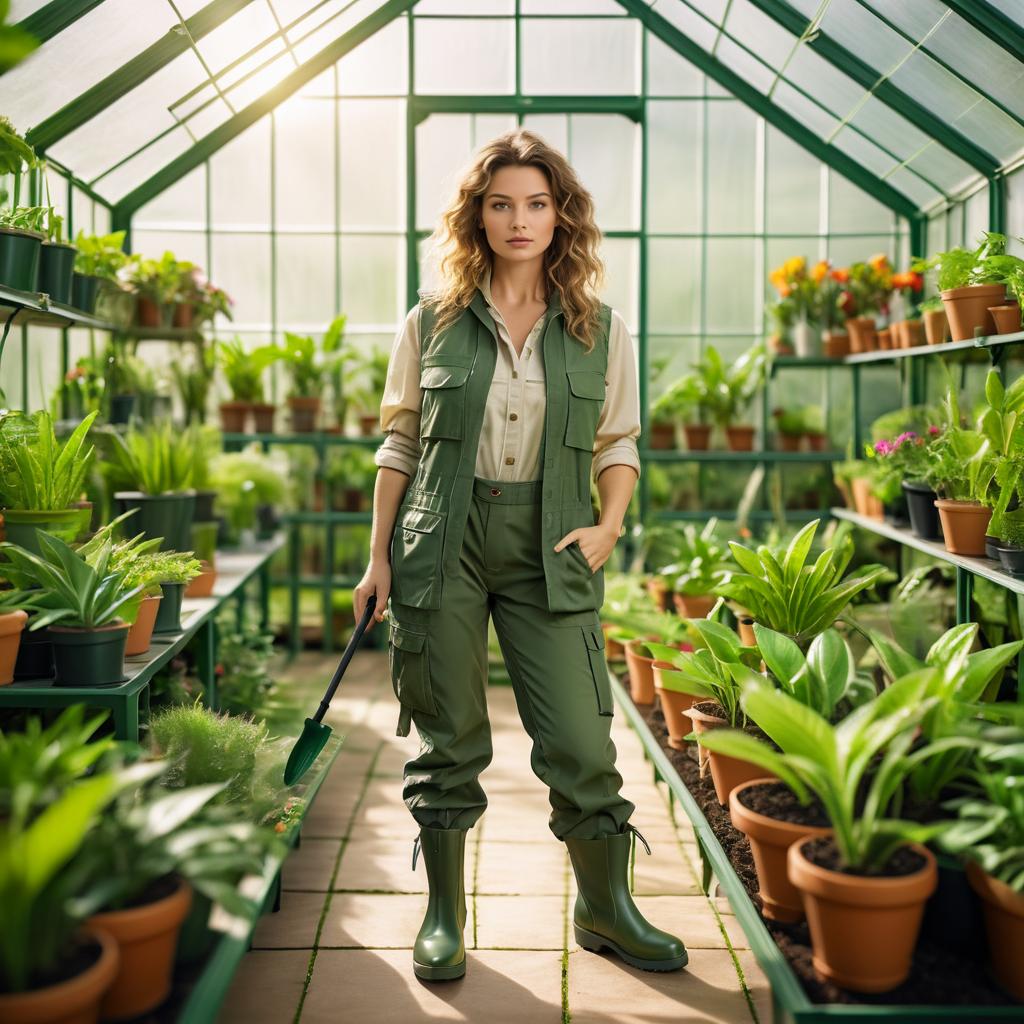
2 1 1024 1021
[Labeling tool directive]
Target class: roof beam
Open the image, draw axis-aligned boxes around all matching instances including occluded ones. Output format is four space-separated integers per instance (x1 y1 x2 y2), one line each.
615 0 920 220
112 0 417 222
27 0 256 152
943 1 1024 63
745 0 999 177
14 0 105 45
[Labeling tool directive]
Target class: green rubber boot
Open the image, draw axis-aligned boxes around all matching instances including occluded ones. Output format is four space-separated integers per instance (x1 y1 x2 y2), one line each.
411 826 468 980
565 824 688 972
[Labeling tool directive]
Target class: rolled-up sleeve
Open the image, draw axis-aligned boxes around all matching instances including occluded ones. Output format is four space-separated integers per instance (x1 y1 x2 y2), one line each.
374 304 423 478
592 309 641 483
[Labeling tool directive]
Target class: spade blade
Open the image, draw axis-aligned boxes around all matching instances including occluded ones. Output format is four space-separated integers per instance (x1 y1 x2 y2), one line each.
283 717 333 786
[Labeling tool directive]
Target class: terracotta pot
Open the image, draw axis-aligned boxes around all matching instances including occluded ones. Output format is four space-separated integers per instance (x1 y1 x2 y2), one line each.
672 593 715 619
684 703 767 804
89 877 192 1021
218 401 249 433
889 321 906 349
988 303 1022 336
683 423 711 451
730 780 832 923
172 302 194 329
934 498 992 557
804 432 827 452
903 319 923 348
251 403 275 433
777 433 801 453
822 331 849 358
877 327 893 350
184 560 216 598
125 595 161 657
923 307 948 346
288 395 321 433
0 925 119 1024
359 413 380 436
851 477 884 521
941 283 1006 341
600 622 625 660
966 859 1024 1000
623 638 657 705
0 609 27 686
652 663 697 750
846 316 876 353
645 577 672 612
135 294 162 327
737 616 756 647
649 422 676 450
725 424 755 451
787 838 937 993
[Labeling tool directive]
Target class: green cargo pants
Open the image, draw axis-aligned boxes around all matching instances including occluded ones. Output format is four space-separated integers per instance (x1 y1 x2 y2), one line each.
387 476 635 840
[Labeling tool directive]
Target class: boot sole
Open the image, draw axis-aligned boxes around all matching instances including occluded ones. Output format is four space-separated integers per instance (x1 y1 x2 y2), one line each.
413 959 466 981
574 925 688 972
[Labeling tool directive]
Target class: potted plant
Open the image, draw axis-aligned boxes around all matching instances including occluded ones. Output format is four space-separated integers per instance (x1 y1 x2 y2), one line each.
104 421 197 553
170 343 216 426
218 337 282 433
325 446 377 512
0 117 43 293
657 518 731 618
0 534 146 686
702 344 766 451
841 255 893 353
714 519 887 650
37 174 77 305
700 671 953 992
800 404 827 451
280 330 327 432
71 230 129 314
0 589 29 686
916 294 949 345
889 268 924 348
0 410 96 555
768 257 820 357
973 245 1024 335
772 405 807 452
127 250 196 328
346 348 390 436
321 313 349 430
871 428 944 539
210 446 288 548
647 394 678 450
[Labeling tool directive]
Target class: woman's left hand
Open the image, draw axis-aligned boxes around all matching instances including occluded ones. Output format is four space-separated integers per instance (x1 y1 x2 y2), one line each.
554 523 620 573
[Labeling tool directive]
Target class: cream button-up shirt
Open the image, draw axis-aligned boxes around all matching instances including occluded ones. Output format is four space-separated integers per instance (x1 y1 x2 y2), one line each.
374 269 642 483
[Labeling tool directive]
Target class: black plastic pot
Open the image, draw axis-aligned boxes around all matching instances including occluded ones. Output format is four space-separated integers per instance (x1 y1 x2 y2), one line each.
883 492 910 527
153 581 185 634
13 626 54 681
256 503 278 540
49 623 128 686
38 242 76 304
193 490 217 523
986 534 1002 561
902 480 942 540
70 271 101 313
115 491 196 553
0 227 42 292
109 393 136 425
997 544 1024 577
920 853 987 955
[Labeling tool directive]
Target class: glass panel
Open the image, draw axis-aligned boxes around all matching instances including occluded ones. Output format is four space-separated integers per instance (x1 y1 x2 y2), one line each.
827 235 894 268
885 166 945 211
414 18 514 94
712 37 774 95
135 166 206 229
724 0 798 68
898 140 978 197
570 115 639 232
646 33 703 96
275 95 335 230
830 127 900 180
650 0 718 51
133 230 207 267
196 1 279 71
210 120 271 228
522 114 567 154
415 0 512 12
9 1 49 18
770 81 839 140
706 102 757 233
71 187 94 237
706 239 756 332
766 128 820 235
598 237 639 334
648 238 700 332
522 0 623 11
93 205 111 236
987 1 1024 29
211 233 273 327
785 45 869 118
93 126 199 203
336 16 407 95
965 188 989 249
648 335 701 397
521 17 639 95
471 114 517 148
340 235 402 325
225 52 294 109
1008 167 1024 257
828 171 894 234
416 114 471 232
648 101 702 234
276 234 338 326
340 99 405 231
814 0 911 72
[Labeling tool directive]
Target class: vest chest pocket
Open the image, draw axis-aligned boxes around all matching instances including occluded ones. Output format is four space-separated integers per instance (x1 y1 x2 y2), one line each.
388 622 437 720
420 363 470 440
564 370 606 450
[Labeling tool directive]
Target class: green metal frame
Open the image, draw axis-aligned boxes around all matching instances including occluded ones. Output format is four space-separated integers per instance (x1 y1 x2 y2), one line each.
14 0 105 44
944 0 1024 62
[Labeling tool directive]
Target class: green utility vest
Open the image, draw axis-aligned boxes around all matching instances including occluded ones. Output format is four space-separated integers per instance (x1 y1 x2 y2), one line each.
389 285 611 614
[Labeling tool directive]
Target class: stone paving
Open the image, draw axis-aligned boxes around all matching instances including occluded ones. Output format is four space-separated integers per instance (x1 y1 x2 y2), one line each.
221 649 770 1023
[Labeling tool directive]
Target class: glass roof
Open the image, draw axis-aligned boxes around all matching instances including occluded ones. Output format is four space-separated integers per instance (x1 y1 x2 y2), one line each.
1 0 1020 214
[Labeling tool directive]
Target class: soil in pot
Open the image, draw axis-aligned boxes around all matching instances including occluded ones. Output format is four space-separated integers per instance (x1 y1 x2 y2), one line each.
788 836 937 993
0 608 27 686
902 480 942 540
730 780 831 923
49 623 129 687
934 499 992 557
683 424 711 450
14 626 53 681
89 876 192 1021
219 401 249 433
288 396 321 432
923 307 948 346
125 595 162 657
919 853 987 957
251 403 276 433
649 422 676 449
996 544 1024 578
153 582 185 634
725 425 755 452
115 491 196 553
672 592 715 618
38 242 76 304
966 859 1024 1001
941 284 1006 341
684 701 769 804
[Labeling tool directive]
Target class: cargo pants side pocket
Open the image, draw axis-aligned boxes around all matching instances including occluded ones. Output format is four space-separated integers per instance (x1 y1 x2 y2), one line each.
388 622 436 736
581 625 613 717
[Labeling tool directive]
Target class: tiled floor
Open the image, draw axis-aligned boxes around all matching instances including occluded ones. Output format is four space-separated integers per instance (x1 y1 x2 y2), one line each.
221 650 770 1023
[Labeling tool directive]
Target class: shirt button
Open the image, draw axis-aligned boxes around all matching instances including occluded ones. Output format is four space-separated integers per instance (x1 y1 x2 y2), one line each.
505 456 515 465
512 371 518 379
509 413 518 421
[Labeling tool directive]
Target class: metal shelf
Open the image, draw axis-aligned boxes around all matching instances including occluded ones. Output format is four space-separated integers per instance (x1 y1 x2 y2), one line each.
845 330 1024 364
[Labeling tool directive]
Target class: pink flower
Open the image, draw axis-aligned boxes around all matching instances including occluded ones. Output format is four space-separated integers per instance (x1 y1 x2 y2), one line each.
928 425 941 436
874 440 893 456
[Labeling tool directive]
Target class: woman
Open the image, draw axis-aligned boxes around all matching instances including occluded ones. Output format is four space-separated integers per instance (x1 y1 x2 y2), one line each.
354 129 687 981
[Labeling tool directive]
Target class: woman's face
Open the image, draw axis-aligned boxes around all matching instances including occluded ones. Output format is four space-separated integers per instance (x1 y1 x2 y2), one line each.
480 164 558 266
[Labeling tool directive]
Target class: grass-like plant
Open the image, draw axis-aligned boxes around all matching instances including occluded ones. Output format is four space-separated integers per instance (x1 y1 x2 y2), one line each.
218 337 281 404
104 421 196 495
0 410 96 511
654 518 732 597
714 519 887 648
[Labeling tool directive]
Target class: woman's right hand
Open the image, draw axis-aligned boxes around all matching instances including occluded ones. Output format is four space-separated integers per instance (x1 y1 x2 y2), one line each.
355 558 391 632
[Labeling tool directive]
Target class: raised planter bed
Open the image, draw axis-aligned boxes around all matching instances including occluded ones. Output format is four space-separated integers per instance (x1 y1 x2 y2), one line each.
609 668 1024 1021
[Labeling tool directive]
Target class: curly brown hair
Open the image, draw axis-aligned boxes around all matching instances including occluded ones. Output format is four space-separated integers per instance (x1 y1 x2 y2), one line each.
421 128 605 352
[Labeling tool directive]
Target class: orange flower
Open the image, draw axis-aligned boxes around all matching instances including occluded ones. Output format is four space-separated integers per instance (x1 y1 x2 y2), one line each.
831 267 850 284
892 271 923 292
868 253 891 274
811 260 829 284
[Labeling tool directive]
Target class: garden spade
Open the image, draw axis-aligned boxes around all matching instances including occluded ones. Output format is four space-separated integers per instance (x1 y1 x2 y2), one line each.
283 593 378 785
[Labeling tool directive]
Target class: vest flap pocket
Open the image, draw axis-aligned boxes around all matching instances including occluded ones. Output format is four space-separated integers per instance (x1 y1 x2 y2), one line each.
566 370 606 401
420 364 470 389
401 508 442 534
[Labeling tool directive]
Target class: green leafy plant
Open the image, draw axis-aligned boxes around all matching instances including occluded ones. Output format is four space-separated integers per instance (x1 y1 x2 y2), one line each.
78 521 202 592
210 447 288 534
653 518 732 596
0 204 46 234
0 116 35 176
698 344 767 428
0 410 96 511
218 338 282 404
104 421 196 495
650 372 706 427
171 344 216 425
773 405 822 437
215 617 278 716
321 314 349 424
714 520 887 648
127 250 196 307
72 230 129 281
913 231 1009 293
